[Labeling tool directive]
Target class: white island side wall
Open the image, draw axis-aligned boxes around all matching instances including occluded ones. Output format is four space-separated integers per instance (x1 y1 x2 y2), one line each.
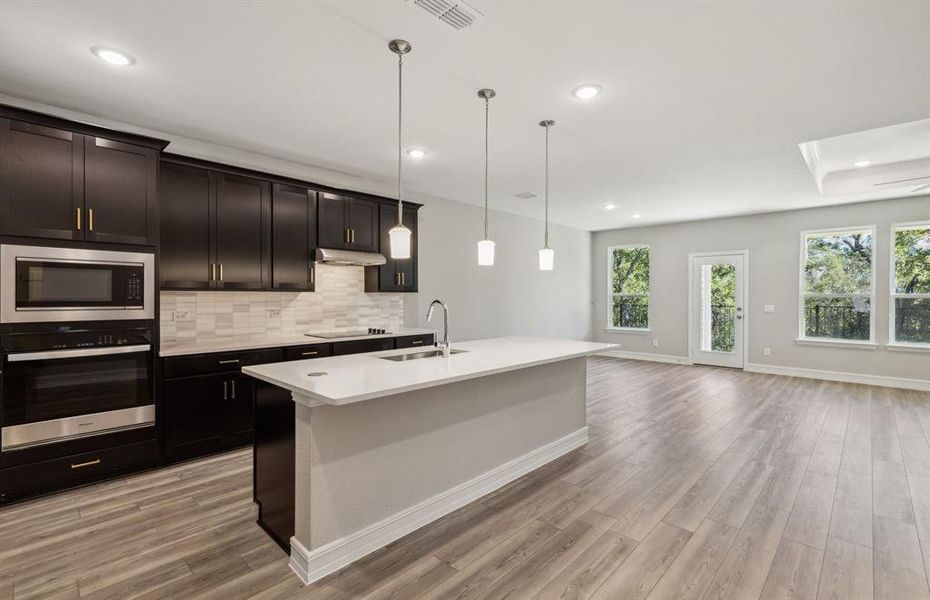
290 357 588 583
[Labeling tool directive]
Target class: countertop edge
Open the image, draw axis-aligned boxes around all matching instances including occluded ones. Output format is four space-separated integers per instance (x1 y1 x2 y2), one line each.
242 346 613 407
159 329 437 357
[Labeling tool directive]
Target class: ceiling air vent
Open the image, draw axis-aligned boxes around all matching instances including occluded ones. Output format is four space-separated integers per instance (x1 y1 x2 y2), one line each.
411 0 484 31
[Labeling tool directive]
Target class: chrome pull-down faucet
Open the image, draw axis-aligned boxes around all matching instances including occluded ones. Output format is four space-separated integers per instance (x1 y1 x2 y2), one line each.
426 299 450 358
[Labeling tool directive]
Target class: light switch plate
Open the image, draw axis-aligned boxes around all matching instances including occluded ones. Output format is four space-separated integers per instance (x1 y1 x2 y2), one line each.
764 347 772 356
652 339 659 347
764 305 775 313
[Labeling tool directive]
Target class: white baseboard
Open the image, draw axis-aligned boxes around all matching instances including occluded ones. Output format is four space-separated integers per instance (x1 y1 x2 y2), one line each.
289 426 590 585
594 350 692 365
745 362 930 392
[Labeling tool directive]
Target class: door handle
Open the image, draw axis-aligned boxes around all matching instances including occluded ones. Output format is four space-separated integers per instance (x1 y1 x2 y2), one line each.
223 380 228 400
401 272 405 286
231 379 236 399
219 264 224 282
309 267 314 285
301 351 319 356
411 340 423 345
71 459 101 470
88 208 94 231
211 263 217 281
344 229 349 244
218 359 240 365
350 229 355 244
76 208 82 231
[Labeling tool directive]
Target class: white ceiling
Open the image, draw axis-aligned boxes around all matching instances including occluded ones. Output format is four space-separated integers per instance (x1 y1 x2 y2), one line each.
1 0 928 231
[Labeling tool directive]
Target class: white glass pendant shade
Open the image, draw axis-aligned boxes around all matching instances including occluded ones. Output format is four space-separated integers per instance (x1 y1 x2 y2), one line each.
477 239 495 266
538 247 554 271
388 223 412 259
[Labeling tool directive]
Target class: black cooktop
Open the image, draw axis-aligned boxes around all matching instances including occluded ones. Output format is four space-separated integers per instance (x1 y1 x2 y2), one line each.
305 328 391 339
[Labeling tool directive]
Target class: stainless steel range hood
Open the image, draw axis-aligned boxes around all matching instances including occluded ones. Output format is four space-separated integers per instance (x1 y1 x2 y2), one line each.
315 248 387 267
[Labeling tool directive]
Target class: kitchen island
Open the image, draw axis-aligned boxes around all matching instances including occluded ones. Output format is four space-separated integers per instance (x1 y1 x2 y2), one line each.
243 336 615 584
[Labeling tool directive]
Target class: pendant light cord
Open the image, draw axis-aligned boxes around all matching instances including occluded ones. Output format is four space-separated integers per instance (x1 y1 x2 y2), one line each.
396 53 404 225
544 124 549 248
483 96 490 240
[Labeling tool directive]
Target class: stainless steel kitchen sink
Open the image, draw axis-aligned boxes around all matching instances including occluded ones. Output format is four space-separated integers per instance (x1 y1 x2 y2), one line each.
379 349 467 362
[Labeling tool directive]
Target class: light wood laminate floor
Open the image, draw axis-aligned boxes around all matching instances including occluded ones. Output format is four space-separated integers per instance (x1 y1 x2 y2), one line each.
3 357 930 599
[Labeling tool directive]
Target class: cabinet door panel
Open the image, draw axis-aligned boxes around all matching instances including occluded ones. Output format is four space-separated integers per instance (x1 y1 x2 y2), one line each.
215 174 267 290
84 137 156 245
164 376 224 457
0 118 83 240
160 163 212 289
318 193 348 249
226 375 254 440
272 183 314 290
348 198 378 252
367 204 417 292
395 207 418 290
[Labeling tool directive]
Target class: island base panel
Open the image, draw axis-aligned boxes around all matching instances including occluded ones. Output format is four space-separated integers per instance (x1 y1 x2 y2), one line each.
292 356 587 583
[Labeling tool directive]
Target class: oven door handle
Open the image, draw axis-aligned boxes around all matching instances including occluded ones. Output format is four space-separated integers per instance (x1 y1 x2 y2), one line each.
7 344 151 362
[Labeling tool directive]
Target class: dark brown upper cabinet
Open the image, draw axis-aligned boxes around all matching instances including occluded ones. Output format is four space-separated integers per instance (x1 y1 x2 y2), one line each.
365 204 418 293
214 173 269 290
0 108 165 245
83 137 158 245
160 159 269 290
160 162 212 289
317 192 378 252
271 183 317 291
0 118 83 241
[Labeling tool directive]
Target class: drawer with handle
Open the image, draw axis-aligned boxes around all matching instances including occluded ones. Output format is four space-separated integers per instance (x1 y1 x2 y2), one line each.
395 334 435 350
284 343 333 362
0 440 158 498
163 348 283 379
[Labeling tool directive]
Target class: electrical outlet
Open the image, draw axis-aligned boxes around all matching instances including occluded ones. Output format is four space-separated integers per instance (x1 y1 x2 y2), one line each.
652 339 659 348
172 310 192 322
764 305 775 313
764 347 772 356
268 308 282 319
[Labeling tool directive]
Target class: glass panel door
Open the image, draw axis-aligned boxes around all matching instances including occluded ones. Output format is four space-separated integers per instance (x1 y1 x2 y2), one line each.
692 253 745 368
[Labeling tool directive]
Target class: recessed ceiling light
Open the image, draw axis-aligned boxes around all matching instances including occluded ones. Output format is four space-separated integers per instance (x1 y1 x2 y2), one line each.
852 159 872 168
602 203 616 210
573 84 602 100
631 213 643 219
91 46 134 66
406 149 427 159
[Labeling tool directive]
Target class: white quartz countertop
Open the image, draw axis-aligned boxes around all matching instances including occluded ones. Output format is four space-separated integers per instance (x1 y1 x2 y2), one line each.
242 336 616 406
158 328 436 357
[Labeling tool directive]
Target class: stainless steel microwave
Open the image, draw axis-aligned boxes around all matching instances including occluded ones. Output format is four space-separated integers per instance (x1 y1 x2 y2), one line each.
0 244 155 323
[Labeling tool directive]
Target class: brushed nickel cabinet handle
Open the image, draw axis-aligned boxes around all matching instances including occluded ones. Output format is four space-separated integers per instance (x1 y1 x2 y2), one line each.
411 340 423 345
310 267 314 285
218 359 240 365
352 229 356 243
231 380 236 399
76 208 82 230
301 351 319 356
211 263 216 281
219 264 224 282
71 459 100 470
88 208 94 231
223 380 228 400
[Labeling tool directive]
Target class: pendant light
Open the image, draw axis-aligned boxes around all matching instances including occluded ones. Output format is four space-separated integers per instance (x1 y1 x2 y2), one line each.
387 39 412 259
477 88 496 266
538 120 555 271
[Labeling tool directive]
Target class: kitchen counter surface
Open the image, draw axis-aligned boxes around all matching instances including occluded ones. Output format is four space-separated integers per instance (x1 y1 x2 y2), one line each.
243 336 615 406
158 328 437 357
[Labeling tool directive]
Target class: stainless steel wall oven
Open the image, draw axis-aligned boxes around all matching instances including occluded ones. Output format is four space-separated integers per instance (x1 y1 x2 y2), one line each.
1 322 155 451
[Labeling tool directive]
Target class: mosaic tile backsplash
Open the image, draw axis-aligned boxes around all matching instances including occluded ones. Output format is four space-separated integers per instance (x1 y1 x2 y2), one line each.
159 264 405 344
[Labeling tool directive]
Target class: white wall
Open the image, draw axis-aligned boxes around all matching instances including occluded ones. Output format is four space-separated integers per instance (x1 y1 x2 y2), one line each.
593 195 929 383
1 95 593 343
406 195 592 342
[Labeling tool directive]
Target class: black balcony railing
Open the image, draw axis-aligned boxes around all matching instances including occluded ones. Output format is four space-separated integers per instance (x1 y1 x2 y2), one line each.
804 299 871 340
895 298 930 343
710 304 735 352
611 296 649 329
